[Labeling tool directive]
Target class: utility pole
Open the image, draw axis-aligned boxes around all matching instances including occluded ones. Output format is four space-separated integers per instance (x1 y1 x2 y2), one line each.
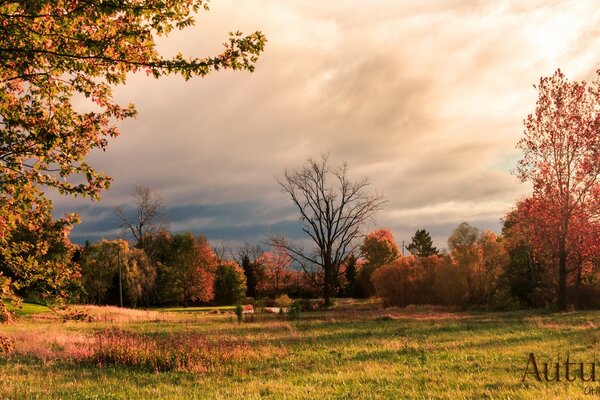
118 247 123 308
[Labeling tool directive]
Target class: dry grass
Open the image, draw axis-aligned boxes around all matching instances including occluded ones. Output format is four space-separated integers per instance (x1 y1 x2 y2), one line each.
3 325 92 362
92 328 255 373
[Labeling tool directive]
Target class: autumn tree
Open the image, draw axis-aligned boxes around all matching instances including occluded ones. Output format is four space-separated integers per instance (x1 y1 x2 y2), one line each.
151 232 216 306
0 1 265 319
0 1 265 199
406 229 439 257
258 247 293 296
0 185 80 320
113 186 166 251
271 155 386 306
358 228 400 297
516 69 600 310
361 228 400 267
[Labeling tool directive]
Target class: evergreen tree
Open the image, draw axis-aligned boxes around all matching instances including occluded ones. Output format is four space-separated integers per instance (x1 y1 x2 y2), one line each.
406 229 439 257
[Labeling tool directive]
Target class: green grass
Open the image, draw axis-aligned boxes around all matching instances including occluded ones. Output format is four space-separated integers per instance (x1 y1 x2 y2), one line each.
6 302 50 317
1 306 599 399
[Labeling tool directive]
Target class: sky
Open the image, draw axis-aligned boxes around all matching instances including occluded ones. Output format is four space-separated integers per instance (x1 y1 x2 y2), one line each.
51 0 600 251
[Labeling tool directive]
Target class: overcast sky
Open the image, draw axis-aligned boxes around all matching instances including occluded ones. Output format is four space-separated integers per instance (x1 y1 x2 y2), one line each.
52 0 600 250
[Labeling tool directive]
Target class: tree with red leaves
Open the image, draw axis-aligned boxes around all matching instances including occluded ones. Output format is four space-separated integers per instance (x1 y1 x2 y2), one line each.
516 69 600 310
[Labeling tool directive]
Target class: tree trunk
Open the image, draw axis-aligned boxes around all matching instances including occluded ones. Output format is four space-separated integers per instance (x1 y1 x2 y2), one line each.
323 262 332 307
557 238 567 311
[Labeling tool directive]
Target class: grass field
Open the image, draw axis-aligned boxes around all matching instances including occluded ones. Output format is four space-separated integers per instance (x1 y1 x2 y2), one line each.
1 303 599 399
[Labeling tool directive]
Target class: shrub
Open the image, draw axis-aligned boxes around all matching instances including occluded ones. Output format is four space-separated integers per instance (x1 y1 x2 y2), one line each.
371 261 414 307
292 299 324 312
288 301 301 320
235 304 243 324
274 294 293 308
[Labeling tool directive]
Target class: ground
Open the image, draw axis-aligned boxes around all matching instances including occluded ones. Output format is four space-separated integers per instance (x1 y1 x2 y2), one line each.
0 302 598 399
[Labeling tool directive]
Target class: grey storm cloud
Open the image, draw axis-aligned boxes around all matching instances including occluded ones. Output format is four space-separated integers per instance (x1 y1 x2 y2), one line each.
52 0 600 250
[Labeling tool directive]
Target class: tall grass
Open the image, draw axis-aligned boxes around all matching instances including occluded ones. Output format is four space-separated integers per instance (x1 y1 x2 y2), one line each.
92 328 253 373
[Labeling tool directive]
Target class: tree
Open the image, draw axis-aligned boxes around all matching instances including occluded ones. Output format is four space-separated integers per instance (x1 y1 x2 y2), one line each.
342 253 359 297
0 1 265 320
153 233 216 306
258 247 292 296
271 155 386 306
515 69 600 310
357 228 400 297
406 229 439 257
80 239 156 307
0 1 266 198
360 228 400 267
0 184 80 320
235 244 264 299
80 240 127 305
113 186 166 251
213 261 247 306
447 222 481 255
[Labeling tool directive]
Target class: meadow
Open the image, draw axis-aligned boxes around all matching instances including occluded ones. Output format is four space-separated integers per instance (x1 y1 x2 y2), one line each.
1 302 599 399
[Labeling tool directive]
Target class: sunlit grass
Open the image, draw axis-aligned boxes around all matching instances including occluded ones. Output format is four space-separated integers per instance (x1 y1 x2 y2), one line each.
1 306 599 399
7 302 50 317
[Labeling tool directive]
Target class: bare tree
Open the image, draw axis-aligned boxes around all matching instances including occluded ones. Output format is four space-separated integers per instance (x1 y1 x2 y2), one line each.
270 155 386 305
113 186 167 250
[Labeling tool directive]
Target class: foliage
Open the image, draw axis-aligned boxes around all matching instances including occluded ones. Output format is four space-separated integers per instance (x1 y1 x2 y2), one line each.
360 228 400 268
406 229 439 257
271 155 386 305
274 294 293 308
447 222 481 254
358 228 400 297
502 197 600 309
341 253 359 297
257 247 292 296
80 240 124 305
371 259 415 307
213 261 247 306
515 69 600 310
152 232 216 306
372 224 510 308
0 336 14 355
0 1 265 198
236 244 265 299
0 0 265 321
0 185 80 319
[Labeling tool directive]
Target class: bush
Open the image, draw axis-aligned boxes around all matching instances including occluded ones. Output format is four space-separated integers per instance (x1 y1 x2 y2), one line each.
235 304 243 324
288 302 301 320
371 261 414 307
274 294 293 308
292 299 324 312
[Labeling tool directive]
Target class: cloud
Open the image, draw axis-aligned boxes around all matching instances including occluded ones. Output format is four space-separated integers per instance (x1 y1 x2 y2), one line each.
52 0 600 250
